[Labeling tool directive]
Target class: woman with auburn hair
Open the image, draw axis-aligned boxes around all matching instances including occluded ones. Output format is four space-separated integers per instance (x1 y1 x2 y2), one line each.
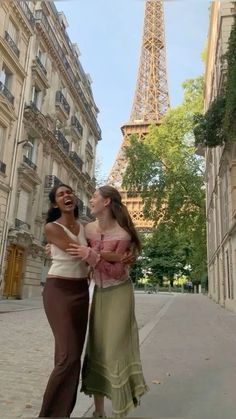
67 185 149 418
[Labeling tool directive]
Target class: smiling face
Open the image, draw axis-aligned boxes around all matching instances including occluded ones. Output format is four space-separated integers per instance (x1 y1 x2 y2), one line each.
54 185 76 213
89 189 110 216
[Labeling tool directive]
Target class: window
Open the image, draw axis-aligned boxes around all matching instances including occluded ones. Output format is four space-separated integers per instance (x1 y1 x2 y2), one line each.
37 47 46 66
0 64 12 89
8 19 19 44
52 160 59 177
16 189 30 222
32 85 42 110
24 137 36 162
0 124 6 154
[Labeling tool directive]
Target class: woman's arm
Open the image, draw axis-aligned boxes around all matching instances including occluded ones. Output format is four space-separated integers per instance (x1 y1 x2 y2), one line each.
66 244 127 279
45 223 82 251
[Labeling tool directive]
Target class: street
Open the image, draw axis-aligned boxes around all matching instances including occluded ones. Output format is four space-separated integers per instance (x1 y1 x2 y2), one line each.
1 292 236 418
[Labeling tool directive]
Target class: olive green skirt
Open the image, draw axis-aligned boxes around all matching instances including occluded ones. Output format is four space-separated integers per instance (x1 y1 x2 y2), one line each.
81 279 149 417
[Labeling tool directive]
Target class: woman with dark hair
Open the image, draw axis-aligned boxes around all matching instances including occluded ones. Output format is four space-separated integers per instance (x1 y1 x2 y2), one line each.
67 185 148 418
38 183 90 418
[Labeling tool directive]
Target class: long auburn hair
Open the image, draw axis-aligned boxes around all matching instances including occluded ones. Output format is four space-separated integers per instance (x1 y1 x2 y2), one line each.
98 185 141 253
45 183 79 224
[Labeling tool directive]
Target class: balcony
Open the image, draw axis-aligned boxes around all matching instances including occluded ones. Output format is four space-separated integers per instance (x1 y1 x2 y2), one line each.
35 10 101 139
55 91 70 119
35 55 47 75
4 31 20 57
86 141 93 157
54 130 69 154
44 175 62 189
0 81 14 105
23 155 37 171
16 0 35 29
71 115 83 137
69 151 83 171
15 218 30 230
0 161 6 174
85 172 91 181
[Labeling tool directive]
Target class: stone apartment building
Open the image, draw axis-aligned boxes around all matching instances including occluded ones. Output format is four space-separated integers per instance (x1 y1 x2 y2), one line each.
0 1 101 299
204 1 236 311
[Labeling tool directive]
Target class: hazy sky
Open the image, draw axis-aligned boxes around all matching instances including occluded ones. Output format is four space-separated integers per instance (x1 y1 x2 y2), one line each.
54 0 209 178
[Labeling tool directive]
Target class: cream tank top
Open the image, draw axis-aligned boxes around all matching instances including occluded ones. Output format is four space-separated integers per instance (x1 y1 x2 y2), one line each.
48 221 89 278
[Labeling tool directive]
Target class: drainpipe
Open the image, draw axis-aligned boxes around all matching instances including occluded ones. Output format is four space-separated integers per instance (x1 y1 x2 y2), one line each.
0 31 34 291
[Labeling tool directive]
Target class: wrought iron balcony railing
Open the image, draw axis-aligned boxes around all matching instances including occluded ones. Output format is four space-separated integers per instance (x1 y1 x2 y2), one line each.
0 81 14 105
23 155 37 171
69 151 83 171
44 175 62 189
35 10 101 139
55 91 70 116
17 0 35 28
35 55 47 75
86 141 93 155
0 161 6 174
54 130 69 154
71 115 83 137
4 31 20 57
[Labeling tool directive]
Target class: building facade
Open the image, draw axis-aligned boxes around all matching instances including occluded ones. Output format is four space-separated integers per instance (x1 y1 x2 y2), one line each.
204 1 236 311
0 1 101 299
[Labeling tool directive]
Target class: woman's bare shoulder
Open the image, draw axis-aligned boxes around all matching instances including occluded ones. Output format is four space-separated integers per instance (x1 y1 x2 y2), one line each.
84 220 97 233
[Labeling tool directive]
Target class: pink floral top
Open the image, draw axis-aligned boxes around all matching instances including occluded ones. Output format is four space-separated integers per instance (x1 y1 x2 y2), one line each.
83 229 131 288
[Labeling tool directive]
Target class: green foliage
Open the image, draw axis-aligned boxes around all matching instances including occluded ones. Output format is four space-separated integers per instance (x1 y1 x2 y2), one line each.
193 14 236 147
224 14 236 141
123 76 207 282
193 95 226 147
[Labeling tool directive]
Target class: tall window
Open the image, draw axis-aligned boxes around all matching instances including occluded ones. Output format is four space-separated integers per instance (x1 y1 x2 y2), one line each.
24 137 36 163
52 160 59 177
0 64 12 89
16 189 30 222
37 47 46 66
32 85 42 110
0 124 7 159
7 19 19 45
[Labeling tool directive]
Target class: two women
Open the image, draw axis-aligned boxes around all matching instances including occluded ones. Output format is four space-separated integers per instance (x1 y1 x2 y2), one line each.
40 184 148 417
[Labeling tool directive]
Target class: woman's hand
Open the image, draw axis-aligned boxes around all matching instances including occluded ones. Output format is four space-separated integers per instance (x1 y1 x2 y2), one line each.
45 243 51 258
66 243 89 259
121 250 136 265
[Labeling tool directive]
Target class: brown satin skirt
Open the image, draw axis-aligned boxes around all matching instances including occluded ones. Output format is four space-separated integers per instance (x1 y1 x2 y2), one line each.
39 277 89 418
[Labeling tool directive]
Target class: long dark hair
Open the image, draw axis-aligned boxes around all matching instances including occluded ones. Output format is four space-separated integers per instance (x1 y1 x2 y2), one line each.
45 183 79 224
98 185 141 253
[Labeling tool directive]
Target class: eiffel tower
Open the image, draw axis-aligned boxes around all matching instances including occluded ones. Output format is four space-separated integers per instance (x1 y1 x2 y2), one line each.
108 0 169 229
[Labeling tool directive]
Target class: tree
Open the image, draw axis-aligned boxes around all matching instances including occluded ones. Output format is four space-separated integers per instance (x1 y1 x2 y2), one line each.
123 76 207 282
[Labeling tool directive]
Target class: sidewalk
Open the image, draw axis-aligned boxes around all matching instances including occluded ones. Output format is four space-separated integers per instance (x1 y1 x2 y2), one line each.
94 293 236 419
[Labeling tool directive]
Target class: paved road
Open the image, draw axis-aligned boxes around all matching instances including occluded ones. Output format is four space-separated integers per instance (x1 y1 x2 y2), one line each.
2 292 236 419
0 291 171 418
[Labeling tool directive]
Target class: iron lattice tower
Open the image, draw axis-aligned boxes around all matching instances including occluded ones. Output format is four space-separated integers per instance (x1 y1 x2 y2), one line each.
108 0 169 229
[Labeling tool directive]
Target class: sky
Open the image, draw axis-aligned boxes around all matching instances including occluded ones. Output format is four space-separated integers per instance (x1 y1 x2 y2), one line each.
54 0 210 179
